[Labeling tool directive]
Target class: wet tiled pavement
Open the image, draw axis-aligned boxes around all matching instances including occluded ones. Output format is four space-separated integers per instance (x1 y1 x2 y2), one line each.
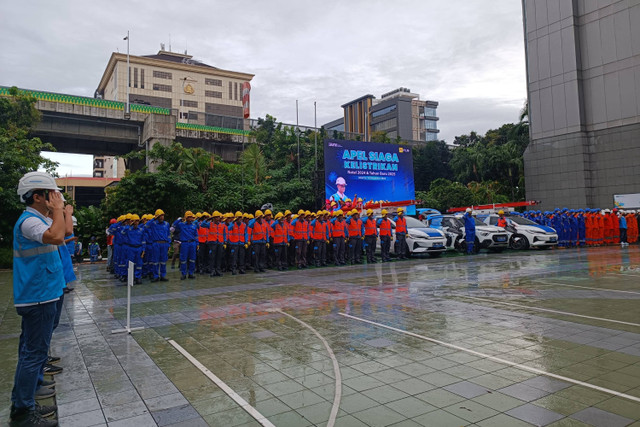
1 246 640 426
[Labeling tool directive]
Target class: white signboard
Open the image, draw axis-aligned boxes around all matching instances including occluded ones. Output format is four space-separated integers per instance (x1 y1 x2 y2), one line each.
614 193 640 209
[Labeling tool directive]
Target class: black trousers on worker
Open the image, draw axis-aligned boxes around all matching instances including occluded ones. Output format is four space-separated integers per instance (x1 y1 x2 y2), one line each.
365 235 377 263
313 240 326 266
349 237 363 264
380 235 391 261
295 239 307 267
253 242 266 272
274 244 287 270
208 242 224 276
230 244 245 273
333 237 346 265
198 242 209 273
396 233 407 259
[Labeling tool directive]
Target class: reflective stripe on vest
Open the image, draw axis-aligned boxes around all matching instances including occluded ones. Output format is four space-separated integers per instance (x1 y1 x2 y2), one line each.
13 244 58 258
348 219 362 237
312 222 326 240
379 219 392 236
252 222 267 241
364 219 377 236
197 226 208 243
332 221 346 238
294 220 307 240
229 222 245 243
273 223 287 244
395 217 407 233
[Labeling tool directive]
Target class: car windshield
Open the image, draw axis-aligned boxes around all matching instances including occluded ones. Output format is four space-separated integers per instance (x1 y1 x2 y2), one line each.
473 218 485 226
405 216 426 228
508 216 538 225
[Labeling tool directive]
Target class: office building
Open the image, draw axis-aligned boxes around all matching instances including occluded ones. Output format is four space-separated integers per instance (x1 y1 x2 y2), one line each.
57 177 120 208
325 88 439 143
523 0 640 209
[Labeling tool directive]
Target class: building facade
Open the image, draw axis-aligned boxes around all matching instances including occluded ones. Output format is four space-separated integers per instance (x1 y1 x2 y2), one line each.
326 88 439 143
94 49 254 176
57 177 120 207
93 155 125 178
523 0 640 209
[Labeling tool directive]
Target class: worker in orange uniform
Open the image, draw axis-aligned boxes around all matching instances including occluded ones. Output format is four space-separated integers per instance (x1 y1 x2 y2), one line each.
363 209 378 263
284 210 295 267
243 213 253 270
393 208 408 260
197 212 210 274
250 210 269 273
331 210 348 265
497 210 508 228
208 211 226 277
310 211 328 267
377 209 393 262
291 210 309 269
271 212 289 270
347 209 364 264
228 211 247 275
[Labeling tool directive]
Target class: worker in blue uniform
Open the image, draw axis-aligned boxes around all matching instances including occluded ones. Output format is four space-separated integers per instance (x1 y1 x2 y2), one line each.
174 211 198 279
463 208 477 254
147 209 171 282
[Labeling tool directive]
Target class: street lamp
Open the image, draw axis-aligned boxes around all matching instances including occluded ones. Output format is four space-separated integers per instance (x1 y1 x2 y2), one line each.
123 31 130 119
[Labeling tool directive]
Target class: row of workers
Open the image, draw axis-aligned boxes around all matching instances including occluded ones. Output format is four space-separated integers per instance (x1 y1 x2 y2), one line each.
521 208 638 246
108 207 410 281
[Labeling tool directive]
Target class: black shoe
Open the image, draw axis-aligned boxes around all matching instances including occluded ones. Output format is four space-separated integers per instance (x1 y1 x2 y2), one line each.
40 378 56 389
35 403 57 418
10 408 58 427
180 275 186 280
43 364 62 376
151 277 159 282
47 355 60 364
160 277 169 282
35 385 55 400
188 274 195 279
63 287 71 294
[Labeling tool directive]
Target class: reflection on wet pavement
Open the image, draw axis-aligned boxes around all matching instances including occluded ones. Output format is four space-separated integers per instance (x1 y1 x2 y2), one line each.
1 246 640 426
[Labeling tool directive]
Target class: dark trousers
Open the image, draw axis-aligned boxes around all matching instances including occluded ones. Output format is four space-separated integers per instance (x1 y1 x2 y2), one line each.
197 242 209 272
621 228 628 243
208 242 223 275
349 237 363 263
274 244 287 269
295 240 307 267
333 237 346 264
313 240 326 266
396 233 407 258
230 244 245 272
288 242 296 266
380 235 391 261
253 242 266 271
365 235 377 262
12 301 57 409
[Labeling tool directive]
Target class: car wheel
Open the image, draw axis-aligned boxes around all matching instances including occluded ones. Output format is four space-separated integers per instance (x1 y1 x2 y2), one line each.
510 234 529 250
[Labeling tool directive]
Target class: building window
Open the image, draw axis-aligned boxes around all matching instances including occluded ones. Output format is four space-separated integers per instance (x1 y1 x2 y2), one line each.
426 132 438 141
371 104 397 118
372 118 396 131
179 112 198 120
153 84 172 92
93 171 104 177
141 69 145 89
234 82 238 100
425 119 437 130
205 90 223 98
205 78 222 86
153 71 172 79
94 159 104 168
134 68 138 88
228 82 232 99
424 107 437 117
66 186 73 193
180 100 198 108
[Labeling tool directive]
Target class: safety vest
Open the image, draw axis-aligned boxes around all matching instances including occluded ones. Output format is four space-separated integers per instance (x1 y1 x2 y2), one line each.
379 219 392 237
13 211 65 305
293 220 308 240
229 222 246 244
497 218 507 227
208 222 225 243
312 221 327 240
364 218 377 236
197 224 208 243
332 220 347 238
348 218 362 238
252 221 268 242
272 222 288 244
285 220 293 241
395 217 407 234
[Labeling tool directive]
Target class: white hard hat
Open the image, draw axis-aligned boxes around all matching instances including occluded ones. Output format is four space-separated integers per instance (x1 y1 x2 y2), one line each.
17 171 61 203
465 208 472 213
472 210 477 216
72 216 78 227
336 177 347 186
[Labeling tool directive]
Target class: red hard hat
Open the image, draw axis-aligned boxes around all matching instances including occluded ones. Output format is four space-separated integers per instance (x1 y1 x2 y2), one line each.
110 218 117 224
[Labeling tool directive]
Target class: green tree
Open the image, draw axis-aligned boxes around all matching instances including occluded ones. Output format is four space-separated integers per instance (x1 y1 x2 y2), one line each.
426 178 475 213
240 143 266 185
0 87 58 248
412 140 452 191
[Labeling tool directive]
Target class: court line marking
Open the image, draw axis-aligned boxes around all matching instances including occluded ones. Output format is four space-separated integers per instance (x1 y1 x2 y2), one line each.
339 312 640 404
536 279 640 295
271 309 342 427
456 295 640 328
168 339 276 427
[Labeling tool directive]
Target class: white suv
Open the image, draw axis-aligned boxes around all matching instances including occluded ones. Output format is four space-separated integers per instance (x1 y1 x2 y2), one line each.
481 214 558 250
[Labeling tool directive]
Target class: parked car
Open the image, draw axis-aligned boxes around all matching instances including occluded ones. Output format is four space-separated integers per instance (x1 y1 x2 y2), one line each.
480 214 558 250
426 214 509 253
376 216 447 257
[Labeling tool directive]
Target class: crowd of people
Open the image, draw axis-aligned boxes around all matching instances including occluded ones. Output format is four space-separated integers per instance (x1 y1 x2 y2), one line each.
105 206 411 282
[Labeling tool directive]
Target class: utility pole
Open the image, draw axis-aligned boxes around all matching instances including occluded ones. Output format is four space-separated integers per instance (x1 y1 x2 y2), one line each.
124 31 130 119
296 100 300 179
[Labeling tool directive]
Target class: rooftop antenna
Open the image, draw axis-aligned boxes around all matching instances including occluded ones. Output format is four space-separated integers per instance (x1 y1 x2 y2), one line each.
160 43 165 51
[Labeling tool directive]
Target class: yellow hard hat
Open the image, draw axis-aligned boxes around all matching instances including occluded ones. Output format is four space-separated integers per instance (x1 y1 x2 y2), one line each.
196 212 203 218
131 214 140 221
381 209 388 215
317 210 323 216
397 207 404 214
184 211 195 219
346 198 352 202
498 210 505 215
247 213 254 219
305 210 311 216
125 213 133 220
357 198 363 202
331 201 337 206
351 209 359 215
336 210 343 216
284 210 292 216
202 212 210 218
155 209 165 217
235 211 243 217
275 212 284 220
117 215 124 222
255 210 264 218
292 214 298 219
366 209 373 216
211 211 221 218
264 209 272 216
298 209 305 215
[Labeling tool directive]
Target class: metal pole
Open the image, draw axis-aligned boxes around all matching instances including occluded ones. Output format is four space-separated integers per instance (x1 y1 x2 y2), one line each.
242 121 245 209
125 31 130 116
111 261 145 334
314 101 318 173
296 100 300 179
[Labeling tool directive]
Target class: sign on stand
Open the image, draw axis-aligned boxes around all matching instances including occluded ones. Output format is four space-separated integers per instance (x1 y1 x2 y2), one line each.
111 261 145 335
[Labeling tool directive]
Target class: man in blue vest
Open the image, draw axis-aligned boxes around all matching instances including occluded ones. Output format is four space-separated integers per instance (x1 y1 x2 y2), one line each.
463 208 477 254
11 171 66 427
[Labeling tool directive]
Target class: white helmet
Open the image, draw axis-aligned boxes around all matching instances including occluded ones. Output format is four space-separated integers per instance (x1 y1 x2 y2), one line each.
17 171 61 203
72 215 78 227
465 208 472 213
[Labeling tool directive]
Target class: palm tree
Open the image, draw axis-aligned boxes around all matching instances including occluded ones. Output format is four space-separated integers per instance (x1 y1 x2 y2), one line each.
241 143 266 185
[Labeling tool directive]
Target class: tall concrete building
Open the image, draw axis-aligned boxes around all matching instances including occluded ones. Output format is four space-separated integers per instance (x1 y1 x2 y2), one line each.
523 0 640 209
93 49 254 176
325 88 439 143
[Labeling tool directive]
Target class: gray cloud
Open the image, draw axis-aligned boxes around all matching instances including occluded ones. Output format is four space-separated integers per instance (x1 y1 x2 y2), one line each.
2 1 526 174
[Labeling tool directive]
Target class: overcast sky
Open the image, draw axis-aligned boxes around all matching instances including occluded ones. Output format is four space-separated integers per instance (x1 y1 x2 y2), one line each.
1 1 527 176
